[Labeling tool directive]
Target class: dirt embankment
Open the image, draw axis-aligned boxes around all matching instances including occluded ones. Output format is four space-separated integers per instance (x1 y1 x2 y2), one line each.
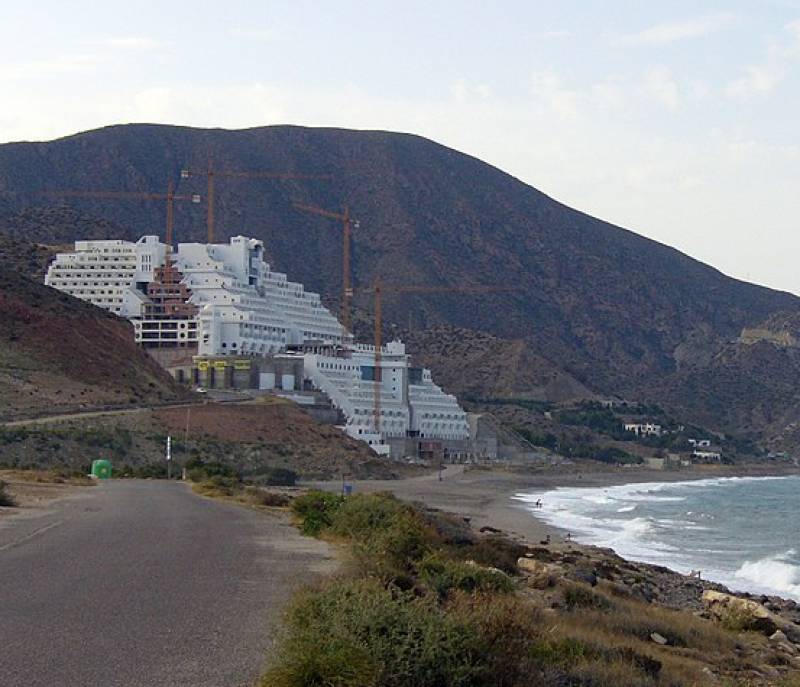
0 400 411 480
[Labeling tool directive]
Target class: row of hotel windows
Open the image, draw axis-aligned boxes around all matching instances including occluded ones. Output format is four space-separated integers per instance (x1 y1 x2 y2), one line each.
59 288 123 302
72 256 134 262
419 412 464 420
420 422 467 431
137 322 197 330
51 272 130 279
215 341 283 354
139 332 195 340
352 408 406 418
319 362 358 372
51 281 126 288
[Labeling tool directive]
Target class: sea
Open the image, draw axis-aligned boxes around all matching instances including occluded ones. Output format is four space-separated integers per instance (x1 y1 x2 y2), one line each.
515 475 800 600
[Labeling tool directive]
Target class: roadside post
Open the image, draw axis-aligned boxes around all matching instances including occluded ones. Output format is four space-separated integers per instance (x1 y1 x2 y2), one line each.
166 435 172 479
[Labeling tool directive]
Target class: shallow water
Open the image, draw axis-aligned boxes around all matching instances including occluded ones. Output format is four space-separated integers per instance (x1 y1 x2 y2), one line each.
515 475 800 600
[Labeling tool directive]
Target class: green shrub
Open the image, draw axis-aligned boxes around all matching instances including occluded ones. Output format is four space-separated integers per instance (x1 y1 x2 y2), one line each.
418 554 514 598
254 467 297 487
185 456 237 482
245 487 290 508
514 427 559 450
0 428 33 445
330 494 437 577
350 511 435 580
529 637 590 667
328 492 411 540
457 536 527 575
261 578 490 687
114 463 167 479
719 605 760 633
563 582 612 611
422 509 475 546
0 480 16 507
291 490 344 535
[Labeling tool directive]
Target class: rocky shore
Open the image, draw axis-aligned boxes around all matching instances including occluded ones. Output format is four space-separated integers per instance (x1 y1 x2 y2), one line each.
505 532 800 683
312 463 800 683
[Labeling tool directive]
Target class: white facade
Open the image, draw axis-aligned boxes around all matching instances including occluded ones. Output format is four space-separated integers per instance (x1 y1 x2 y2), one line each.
304 340 469 452
692 449 722 462
44 237 166 316
178 237 345 355
623 422 663 437
46 235 346 353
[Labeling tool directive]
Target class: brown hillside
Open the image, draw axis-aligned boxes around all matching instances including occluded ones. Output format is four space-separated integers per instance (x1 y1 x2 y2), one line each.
0 235 183 419
155 400 398 478
401 325 593 402
0 402 402 480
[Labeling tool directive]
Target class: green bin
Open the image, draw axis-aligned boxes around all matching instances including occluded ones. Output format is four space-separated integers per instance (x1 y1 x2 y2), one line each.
91 459 112 480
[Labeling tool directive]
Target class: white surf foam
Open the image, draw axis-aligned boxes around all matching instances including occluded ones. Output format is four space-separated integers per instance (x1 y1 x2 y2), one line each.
733 551 800 599
514 475 800 598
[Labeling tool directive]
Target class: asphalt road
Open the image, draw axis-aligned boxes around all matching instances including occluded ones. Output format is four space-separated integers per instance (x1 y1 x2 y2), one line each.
0 480 334 686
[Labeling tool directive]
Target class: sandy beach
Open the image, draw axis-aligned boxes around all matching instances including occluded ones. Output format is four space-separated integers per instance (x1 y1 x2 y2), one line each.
313 462 800 549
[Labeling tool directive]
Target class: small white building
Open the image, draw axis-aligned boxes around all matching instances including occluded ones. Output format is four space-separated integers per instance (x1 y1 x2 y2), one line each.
692 449 722 462
688 438 712 448
624 422 663 437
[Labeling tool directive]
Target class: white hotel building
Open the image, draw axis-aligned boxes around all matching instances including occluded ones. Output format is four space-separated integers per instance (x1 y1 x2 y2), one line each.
45 235 470 455
44 236 166 316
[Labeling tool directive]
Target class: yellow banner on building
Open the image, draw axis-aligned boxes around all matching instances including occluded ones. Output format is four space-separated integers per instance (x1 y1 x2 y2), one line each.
233 360 251 371
196 361 209 371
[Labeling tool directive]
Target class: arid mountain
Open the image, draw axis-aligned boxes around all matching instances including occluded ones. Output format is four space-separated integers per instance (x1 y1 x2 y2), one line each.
650 312 800 450
0 234 183 419
400 326 594 403
1 124 800 446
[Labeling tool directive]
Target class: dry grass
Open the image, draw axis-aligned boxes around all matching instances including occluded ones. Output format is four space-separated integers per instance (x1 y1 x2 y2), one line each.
548 579 759 685
0 468 94 486
191 477 291 511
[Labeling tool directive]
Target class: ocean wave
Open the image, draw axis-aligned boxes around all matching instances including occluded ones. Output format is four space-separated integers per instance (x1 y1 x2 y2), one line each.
515 475 800 597
734 552 800 600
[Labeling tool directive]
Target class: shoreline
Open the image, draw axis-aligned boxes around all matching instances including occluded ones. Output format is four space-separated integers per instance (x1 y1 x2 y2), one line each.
311 462 800 595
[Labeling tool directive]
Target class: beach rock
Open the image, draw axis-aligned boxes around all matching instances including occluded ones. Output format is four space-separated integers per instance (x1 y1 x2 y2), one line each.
525 547 557 563
702 590 800 639
770 630 789 643
650 632 668 645
700 667 717 682
569 568 598 587
631 582 657 603
517 557 563 589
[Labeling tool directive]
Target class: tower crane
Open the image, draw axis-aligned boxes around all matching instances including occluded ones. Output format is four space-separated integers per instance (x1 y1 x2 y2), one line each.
43 180 201 256
358 283 519 435
292 202 358 334
180 159 330 243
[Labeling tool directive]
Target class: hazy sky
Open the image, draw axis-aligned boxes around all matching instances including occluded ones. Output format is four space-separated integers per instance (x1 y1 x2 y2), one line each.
2 1 800 293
